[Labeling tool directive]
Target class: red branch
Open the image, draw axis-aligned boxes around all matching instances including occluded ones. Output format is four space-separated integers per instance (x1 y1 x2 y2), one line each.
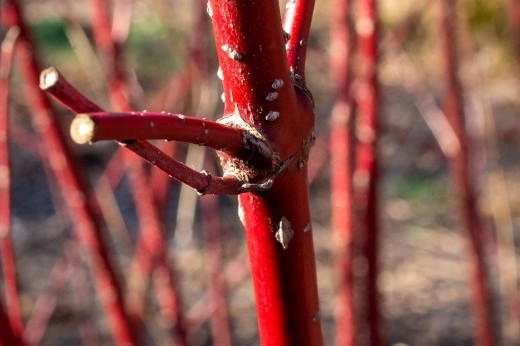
353 0 382 344
209 0 322 344
329 0 356 344
0 26 24 341
439 1 495 345
200 191 232 346
0 299 22 346
283 0 316 78
2 1 136 343
39 68 244 195
69 112 245 155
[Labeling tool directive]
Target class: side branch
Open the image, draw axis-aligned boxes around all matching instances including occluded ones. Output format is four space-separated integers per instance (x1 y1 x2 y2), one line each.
69 112 245 155
39 67 245 195
283 0 316 78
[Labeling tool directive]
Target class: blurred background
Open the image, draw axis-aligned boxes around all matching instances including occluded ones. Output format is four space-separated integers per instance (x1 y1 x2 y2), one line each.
2 0 520 345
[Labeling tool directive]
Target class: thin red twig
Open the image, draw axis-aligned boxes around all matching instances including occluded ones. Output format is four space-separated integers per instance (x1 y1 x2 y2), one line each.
200 158 231 346
2 1 137 343
0 299 22 346
353 0 382 344
329 0 356 343
439 1 495 345
39 68 244 195
0 27 24 340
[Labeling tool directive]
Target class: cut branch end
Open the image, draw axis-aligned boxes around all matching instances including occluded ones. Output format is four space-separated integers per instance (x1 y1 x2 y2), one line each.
70 114 95 144
39 67 59 90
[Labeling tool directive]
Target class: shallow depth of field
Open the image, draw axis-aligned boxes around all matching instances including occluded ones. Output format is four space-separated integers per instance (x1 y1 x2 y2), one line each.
2 0 520 345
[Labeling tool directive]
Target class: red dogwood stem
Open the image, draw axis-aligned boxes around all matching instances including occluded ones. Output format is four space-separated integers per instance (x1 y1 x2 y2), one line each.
40 68 243 195
439 1 495 345
353 0 382 344
0 299 22 346
69 112 245 155
2 1 136 344
0 27 24 341
330 0 356 344
283 0 316 78
209 0 323 344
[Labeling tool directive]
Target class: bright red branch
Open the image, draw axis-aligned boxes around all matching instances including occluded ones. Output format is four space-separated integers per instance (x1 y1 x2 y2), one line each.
439 1 495 345
39 68 245 195
69 112 245 155
2 1 136 343
283 0 316 79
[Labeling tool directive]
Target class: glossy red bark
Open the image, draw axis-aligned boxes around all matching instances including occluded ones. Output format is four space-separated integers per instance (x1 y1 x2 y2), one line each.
209 0 322 344
69 112 245 155
439 1 495 345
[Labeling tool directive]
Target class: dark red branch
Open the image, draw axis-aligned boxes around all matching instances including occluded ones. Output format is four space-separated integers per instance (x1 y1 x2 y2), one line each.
329 0 356 344
0 27 24 341
2 1 136 343
209 1 322 344
39 68 245 195
353 0 382 344
200 191 232 346
439 1 495 345
0 299 22 346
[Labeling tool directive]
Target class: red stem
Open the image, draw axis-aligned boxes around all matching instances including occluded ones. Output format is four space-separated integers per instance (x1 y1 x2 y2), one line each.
439 1 495 345
83 3 188 337
69 112 245 155
0 299 22 346
329 0 356 344
2 1 136 344
200 193 232 346
283 0 316 79
353 0 382 344
0 27 24 340
210 1 322 344
40 68 244 195
125 159 187 345
87 0 130 109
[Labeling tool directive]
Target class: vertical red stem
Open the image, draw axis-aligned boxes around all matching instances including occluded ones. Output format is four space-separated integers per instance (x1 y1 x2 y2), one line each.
439 1 495 345
0 28 24 340
353 0 381 344
2 1 136 344
210 0 322 344
330 0 356 344
200 192 232 346
86 1 187 342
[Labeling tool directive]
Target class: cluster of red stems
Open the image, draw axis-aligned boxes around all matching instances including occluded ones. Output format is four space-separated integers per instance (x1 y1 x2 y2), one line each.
0 0 518 345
